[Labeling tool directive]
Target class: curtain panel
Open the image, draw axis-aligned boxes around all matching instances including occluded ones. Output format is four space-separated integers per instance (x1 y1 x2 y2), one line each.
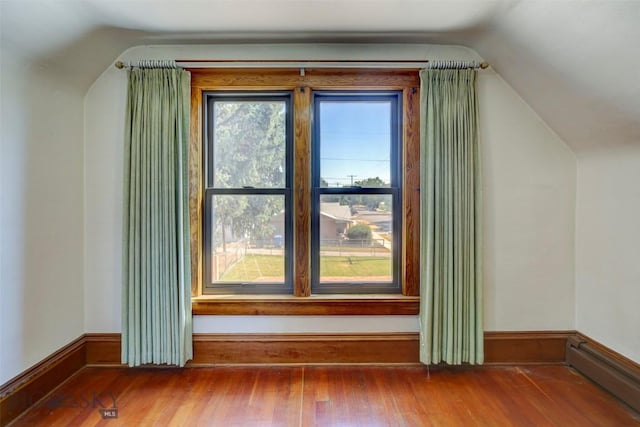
122 68 192 367
419 68 483 365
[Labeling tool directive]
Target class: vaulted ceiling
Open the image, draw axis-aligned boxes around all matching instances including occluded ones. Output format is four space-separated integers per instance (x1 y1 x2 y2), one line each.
2 0 638 153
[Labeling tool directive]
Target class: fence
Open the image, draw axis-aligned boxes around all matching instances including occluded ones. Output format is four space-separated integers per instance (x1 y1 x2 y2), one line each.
212 244 246 281
319 238 390 256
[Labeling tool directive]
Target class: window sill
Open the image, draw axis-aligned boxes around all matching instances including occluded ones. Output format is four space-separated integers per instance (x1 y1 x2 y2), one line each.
192 294 420 315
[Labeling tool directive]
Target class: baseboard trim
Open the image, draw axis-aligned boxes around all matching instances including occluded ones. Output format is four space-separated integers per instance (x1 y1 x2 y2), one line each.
84 332 421 365
85 333 125 367
83 330 572 366
192 333 420 365
0 330 583 426
567 333 640 413
484 331 572 364
0 336 86 427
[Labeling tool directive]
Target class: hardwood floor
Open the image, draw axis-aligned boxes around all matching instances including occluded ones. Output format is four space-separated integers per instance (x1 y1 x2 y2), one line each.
9 365 640 426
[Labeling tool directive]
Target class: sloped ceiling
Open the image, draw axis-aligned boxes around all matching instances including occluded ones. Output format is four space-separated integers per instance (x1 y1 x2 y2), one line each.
1 0 638 153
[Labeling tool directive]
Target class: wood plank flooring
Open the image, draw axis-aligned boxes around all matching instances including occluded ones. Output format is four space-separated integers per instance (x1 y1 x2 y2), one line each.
8 365 640 426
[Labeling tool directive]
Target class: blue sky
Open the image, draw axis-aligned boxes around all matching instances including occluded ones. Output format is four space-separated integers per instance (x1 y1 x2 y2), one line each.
319 101 391 187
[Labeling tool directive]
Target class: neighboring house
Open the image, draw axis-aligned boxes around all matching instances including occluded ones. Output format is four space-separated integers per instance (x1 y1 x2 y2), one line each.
319 202 353 241
270 202 353 242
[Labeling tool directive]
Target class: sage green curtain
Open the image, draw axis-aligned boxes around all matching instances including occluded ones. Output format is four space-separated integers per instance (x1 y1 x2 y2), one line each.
419 69 483 365
122 67 192 367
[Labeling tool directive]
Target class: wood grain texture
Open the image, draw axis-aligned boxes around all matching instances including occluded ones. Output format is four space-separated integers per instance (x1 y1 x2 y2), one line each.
190 68 420 90
82 333 419 366
189 86 203 297
293 86 312 297
192 295 419 315
10 332 639 426
189 68 421 299
81 331 572 367
484 331 572 364
402 86 421 296
0 336 85 427
11 365 640 426
190 333 420 365
84 334 124 367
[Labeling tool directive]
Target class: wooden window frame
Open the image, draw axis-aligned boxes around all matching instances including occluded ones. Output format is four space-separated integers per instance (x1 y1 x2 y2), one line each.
189 68 420 315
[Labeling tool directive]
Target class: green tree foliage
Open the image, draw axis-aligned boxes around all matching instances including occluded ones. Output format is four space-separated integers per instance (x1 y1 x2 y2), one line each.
213 101 285 187
321 177 389 210
212 101 286 249
355 177 387 187
354 176 388 210
346 224 372 242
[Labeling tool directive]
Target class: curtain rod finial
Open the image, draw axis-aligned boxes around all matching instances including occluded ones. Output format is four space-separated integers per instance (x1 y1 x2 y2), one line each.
480 62 489 69
115 61 126 69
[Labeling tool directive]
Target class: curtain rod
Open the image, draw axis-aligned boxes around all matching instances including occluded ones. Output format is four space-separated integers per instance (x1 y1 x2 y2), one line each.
114 59 489 69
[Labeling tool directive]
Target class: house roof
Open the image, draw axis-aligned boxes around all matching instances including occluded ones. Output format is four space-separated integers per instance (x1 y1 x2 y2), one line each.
320 203 352 222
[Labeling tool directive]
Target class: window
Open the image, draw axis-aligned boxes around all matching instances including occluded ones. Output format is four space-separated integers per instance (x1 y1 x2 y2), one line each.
190 69 420 314
312 92 402 293
203 92 293 294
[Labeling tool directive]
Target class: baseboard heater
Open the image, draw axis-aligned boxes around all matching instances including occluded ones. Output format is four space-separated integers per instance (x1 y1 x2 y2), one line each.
566 335 640 413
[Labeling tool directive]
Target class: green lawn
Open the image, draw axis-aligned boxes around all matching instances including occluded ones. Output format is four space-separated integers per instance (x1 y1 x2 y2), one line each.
219 255 284 281
320 256 391 278
219 254 391 282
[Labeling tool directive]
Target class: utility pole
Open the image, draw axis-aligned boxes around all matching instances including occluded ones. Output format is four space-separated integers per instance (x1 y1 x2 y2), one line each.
347 175 357 186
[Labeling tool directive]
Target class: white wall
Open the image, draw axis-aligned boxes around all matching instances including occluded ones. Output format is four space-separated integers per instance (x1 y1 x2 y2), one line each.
576 145 640 363
83 63 127 333
478 71 576 330
83 44 576 335
0 44 85 384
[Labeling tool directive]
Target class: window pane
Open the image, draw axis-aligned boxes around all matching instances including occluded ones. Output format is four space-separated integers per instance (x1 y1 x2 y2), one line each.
213 100 286 188
319 195 393 283
319 101 391 188
209 195 285 284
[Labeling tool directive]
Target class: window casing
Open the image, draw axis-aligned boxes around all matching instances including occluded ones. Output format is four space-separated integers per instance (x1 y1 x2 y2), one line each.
190 68 420 314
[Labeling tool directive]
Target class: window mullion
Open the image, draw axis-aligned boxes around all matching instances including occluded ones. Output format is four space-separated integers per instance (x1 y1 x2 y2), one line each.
293 86 312 297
